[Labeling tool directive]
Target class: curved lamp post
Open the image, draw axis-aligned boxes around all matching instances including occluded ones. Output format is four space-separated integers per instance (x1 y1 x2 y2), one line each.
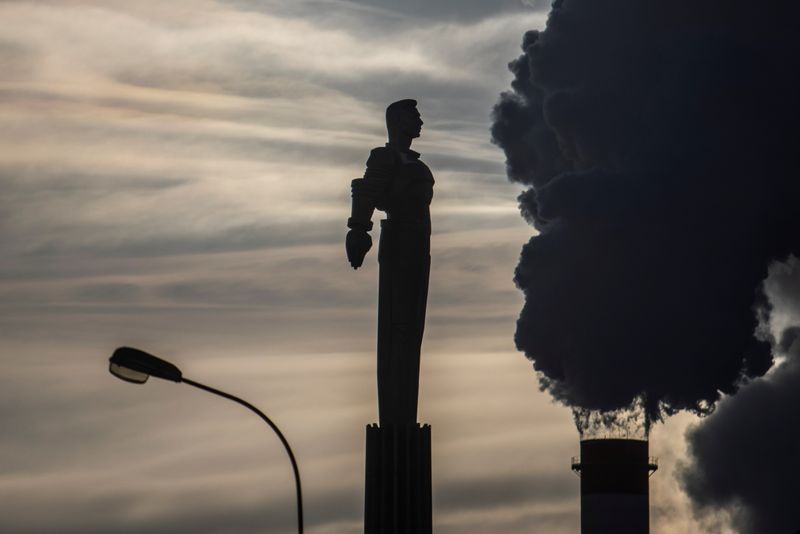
108 346 303 534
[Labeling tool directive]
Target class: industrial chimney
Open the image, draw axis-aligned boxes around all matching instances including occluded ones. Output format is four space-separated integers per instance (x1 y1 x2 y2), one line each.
571 438 658 533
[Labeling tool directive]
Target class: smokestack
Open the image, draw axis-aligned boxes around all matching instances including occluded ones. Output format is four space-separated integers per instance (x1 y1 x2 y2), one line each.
571 438 658 534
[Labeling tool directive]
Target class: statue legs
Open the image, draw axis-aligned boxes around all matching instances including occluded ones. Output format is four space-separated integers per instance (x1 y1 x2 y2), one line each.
376 220 430 427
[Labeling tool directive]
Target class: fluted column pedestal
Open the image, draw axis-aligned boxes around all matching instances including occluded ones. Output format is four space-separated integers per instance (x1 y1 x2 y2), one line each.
364 423 432 534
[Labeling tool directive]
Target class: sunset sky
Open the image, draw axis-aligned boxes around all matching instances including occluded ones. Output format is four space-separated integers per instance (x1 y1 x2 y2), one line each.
0 1 734 532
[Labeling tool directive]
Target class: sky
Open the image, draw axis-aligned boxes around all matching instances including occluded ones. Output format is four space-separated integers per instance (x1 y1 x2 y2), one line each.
0 1 751 533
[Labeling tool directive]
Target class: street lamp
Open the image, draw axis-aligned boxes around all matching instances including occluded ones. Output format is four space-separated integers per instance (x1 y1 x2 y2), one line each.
109 346 304 534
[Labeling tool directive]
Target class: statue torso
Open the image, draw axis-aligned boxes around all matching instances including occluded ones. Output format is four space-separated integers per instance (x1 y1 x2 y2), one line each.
366 145 434 228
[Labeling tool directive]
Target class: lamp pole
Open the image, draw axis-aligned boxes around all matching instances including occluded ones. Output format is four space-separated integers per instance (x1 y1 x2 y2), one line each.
181 377 303 534
108 347 303 534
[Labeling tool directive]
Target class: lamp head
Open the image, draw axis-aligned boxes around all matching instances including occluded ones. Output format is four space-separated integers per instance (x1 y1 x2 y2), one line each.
109 346 183 384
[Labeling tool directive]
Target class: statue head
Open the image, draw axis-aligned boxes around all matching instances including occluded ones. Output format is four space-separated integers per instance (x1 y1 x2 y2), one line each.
386 99 423 141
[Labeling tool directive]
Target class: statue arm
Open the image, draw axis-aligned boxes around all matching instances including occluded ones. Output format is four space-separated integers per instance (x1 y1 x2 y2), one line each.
348 181 378 231
346 148 393 269
350 147 393 224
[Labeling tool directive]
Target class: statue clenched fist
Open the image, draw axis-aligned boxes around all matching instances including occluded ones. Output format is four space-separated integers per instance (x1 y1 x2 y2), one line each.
346 228 372 269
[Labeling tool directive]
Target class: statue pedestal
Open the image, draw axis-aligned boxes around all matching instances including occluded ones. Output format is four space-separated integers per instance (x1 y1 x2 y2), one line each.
364 423 432 534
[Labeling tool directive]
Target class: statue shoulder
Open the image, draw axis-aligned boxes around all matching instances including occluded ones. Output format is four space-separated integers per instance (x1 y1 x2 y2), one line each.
366 146 398 169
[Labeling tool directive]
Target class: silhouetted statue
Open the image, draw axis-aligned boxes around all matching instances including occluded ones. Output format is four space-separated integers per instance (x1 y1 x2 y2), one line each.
349 100 434 533
347 99 434 427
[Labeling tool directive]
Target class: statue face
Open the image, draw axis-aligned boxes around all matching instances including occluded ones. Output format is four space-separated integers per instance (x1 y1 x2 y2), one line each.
397 107 423 139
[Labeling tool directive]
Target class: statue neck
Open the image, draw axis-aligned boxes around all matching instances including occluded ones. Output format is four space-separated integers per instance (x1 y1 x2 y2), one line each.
387 134 413 152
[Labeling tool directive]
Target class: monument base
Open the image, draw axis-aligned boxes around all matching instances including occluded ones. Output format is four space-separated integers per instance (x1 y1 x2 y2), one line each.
364 423 432 534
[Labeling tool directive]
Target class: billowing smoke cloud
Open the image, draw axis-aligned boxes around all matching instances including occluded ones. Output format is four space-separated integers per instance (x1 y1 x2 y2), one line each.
677 260 800 532
679 323 800 533
491 0 800 428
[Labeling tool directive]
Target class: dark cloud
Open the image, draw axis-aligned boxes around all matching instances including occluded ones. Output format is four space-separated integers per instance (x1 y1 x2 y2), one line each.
343 0 538 23
436 472 574 511
491 1 800 429
426 153 505 177
520 0 552 9
223 0 542 26
155 278 369 308
0 484 356 534
21 211 523 261
0 38 38 79
679 329 800 534
327 69 510 130
74 282 142 302
0 167 189 194
25 221 342 258
0 470 575 534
